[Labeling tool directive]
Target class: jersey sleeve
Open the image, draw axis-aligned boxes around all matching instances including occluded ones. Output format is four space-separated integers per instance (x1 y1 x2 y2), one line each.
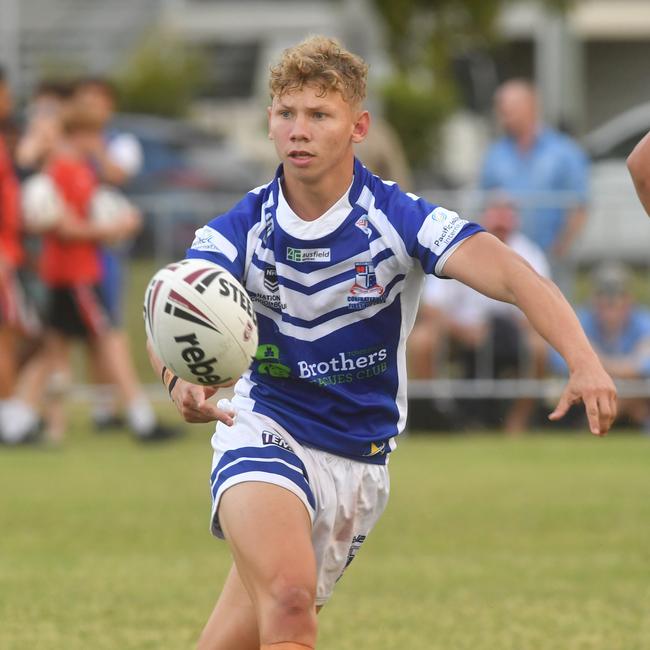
185 191 262 280
386 188 484 277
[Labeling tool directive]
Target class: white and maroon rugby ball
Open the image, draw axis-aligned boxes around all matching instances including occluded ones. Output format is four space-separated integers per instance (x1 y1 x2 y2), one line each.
143 259 258 386
21 173 65 232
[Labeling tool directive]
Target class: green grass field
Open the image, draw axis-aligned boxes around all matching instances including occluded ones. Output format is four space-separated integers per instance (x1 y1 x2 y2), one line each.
2 422 649 650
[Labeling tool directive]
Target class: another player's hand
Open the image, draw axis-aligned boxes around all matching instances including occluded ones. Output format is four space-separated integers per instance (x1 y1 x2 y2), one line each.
97 209 142 245
170 379 235 426
548 359 617 436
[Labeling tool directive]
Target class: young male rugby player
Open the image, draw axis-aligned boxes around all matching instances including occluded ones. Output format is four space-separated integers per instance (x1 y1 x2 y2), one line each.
147 36 617 650
627 130 650 216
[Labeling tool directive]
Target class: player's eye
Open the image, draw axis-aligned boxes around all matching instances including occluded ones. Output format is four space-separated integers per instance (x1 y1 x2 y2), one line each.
279 110 292 119
313 112 326 120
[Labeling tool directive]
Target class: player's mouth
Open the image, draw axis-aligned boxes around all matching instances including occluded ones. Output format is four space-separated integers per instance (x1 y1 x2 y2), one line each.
287 150 315 167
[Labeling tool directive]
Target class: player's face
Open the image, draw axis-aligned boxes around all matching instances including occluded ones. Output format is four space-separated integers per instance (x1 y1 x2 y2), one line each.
268 84 369 186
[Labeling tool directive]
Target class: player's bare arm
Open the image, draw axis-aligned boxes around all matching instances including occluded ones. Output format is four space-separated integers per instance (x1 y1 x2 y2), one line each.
627 130 650 216
145 339 234 426
443 232 617 435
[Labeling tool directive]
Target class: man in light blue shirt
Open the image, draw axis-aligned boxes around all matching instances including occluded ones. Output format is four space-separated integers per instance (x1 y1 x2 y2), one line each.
480 79 589 258
549 262 650 430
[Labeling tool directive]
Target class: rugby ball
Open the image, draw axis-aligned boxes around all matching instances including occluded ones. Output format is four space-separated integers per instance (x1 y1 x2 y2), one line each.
90 186 136 228
143 259 258 386
21 173 65 232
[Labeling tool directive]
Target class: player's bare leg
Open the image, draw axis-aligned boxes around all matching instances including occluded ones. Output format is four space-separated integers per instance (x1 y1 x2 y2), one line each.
0 325 16 398
197 563 259 650
210 482 318 649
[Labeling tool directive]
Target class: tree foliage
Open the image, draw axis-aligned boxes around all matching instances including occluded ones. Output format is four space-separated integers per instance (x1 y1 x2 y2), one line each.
371 0 572 171
116 30 206 118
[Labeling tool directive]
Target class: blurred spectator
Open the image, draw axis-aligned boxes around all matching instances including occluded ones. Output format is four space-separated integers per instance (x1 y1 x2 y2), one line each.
1 105 172 444
355 115 413 191
73 78 143 186
16 80 73 174
0 66 30 438
72 77 149 431
627 130 650 216
408 196 549 433
480 80 589 294
549 262 650 431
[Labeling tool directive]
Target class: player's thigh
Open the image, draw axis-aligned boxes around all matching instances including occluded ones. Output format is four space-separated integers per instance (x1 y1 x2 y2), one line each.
197 564 259 650
219 481 317 603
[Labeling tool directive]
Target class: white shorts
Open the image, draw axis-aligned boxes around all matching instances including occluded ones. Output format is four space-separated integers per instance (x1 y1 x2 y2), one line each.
209 409 390 605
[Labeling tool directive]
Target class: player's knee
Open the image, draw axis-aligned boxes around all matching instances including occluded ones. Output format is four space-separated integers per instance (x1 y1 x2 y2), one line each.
269 580 315 616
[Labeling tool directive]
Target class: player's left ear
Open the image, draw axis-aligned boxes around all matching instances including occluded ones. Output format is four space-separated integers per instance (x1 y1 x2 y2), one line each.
266 106 273 140
351 110 370 144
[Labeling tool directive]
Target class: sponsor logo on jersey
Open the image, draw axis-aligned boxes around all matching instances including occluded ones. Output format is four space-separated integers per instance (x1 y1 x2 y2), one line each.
190 226 220 252
354 215 372 238
286 247 331 263
255 344 291 378
261 430 293 451
347 261 385 310
249 291 287 311
337 534 367 580
297 347 389 386
363 441 386 457
430 206 454 223
263 266 279 292
426 207 465 254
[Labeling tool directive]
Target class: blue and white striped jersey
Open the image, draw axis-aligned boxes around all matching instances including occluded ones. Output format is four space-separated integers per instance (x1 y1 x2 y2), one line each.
187 159 483 463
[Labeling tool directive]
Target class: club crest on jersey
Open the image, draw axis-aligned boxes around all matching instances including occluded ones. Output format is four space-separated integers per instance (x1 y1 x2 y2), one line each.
355 214 372 238
264 266 279 293
348 262 386 310
351 262 383 294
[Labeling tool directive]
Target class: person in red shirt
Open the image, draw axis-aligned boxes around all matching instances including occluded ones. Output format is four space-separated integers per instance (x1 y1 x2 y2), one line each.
0 67 29 436
2 104 178 444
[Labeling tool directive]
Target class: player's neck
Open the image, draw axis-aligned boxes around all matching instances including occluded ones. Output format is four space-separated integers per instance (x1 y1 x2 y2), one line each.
282 163 354 222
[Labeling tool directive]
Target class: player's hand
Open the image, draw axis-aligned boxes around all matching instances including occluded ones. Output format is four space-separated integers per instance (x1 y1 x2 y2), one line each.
170 379 235 426
96 208 142 245
548 360 617 436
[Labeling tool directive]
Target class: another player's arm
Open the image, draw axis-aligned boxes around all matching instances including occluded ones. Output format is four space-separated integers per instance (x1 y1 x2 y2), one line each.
53 204 140 244
443 232 617 435
145 339 235 426
627 131 650 216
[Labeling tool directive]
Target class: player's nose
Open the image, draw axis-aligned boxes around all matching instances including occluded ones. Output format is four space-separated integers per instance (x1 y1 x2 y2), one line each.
289 113 311 141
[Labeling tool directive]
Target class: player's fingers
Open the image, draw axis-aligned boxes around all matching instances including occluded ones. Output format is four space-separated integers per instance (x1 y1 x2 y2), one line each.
548 393 571 421
610 389 618 424
597 390 617 436
583 394 602 436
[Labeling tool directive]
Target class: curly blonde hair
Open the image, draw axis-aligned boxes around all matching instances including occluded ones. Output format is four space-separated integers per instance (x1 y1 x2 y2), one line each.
269 35 368 105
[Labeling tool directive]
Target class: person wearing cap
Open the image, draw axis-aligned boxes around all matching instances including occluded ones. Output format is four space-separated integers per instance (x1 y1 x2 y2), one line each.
408 195 551 433
549 261 650 430
627 131 650 216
